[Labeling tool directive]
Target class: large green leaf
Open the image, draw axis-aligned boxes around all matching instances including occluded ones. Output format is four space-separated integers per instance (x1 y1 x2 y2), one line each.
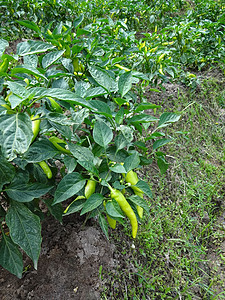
124 153 140 172
135 180 153 198
11 65 47 80
89 100 112 118
0 232 23 279
24 139 60 162
0 113 33 161
6 81 30 99
16 40 55 56
53 172 85 205
98 214 109 239
0 39 9 57
93 120 113 148
135 103 161 113
105 201 125 218
0 157 15 190
157 112 181 129
88 65 114 92
5 201 42 269
16 20 41 34
84 87 107 99
28 87 93 109
68 143 94 161
42 50 65 69
118 71 133 97
128 114 159 123
81 193 104 215
128 195 149 213
5 182 52 203
153 138 172 150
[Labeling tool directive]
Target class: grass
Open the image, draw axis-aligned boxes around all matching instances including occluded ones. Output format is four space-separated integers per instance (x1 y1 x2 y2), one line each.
100 71 225 299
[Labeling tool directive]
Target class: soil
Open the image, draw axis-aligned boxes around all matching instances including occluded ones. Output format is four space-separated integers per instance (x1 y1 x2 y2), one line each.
0 214 116 300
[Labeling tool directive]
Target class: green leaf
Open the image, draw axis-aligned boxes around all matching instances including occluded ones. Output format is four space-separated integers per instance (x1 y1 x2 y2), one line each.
88 65 114 92
93 120 113 147
98 214 109 239
0 232 23 279
109 163 126 174
135 180 152 198
24 139 60 163
0 113 33 161
53 173 85 205
5 183 52 203
73 14 84 28
118 71 132 97
16 20 41 33
115 107 124 125
69 143 94 161
85 87 107 99
89 100 112 118
128 114 159 123
28 87 93 109
106 201 125 218
11 65 47 80
124 153 140 173
5 201 42 269
6 81 30 99
128 195 149 213
64 156 77 174
0 39 9 57
0 157 15 190
135 103 161 113
157 112 181 129
16 40 55 56
80 193 104 215
153 138 172 150
42 198 64 223
78 161 99 176
157 156 169 175
115 133 130 151
42 50 65 69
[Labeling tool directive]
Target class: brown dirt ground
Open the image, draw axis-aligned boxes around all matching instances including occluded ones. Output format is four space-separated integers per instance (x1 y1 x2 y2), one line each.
0 214 116 300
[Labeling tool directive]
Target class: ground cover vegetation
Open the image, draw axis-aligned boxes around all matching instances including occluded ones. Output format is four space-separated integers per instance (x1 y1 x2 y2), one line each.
0 0 225 298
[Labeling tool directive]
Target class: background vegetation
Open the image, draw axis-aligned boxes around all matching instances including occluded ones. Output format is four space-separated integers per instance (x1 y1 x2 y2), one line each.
0 0 224 298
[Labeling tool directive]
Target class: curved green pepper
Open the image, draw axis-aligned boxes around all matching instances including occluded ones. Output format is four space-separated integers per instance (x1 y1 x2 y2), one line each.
49 136 71 154
38 161 52 179
31 115 41 143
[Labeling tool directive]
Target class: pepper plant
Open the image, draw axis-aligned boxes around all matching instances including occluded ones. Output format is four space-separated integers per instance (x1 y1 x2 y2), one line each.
0 17 181 279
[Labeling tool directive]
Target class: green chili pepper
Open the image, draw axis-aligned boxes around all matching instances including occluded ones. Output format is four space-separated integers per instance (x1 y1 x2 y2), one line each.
103 201 116 229
48 97 62 113
31 115 41 143
38 161 52 179
85 179 96 199
109 186 138 238
0 58 9 73
49 136 71 154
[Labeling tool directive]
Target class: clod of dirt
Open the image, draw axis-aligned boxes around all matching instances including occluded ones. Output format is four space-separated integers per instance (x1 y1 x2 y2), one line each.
0 216 116 300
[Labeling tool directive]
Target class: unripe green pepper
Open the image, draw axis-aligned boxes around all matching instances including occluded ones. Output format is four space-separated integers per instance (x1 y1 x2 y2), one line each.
109 186 138 238
0 58 9 73
48 97 62 113
49 136 71 154
135 191 144 219
38 161 52 179
103 201 116 229
123 169 144 219
73 57 79 72
31 115 41 143
85 179 96 199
